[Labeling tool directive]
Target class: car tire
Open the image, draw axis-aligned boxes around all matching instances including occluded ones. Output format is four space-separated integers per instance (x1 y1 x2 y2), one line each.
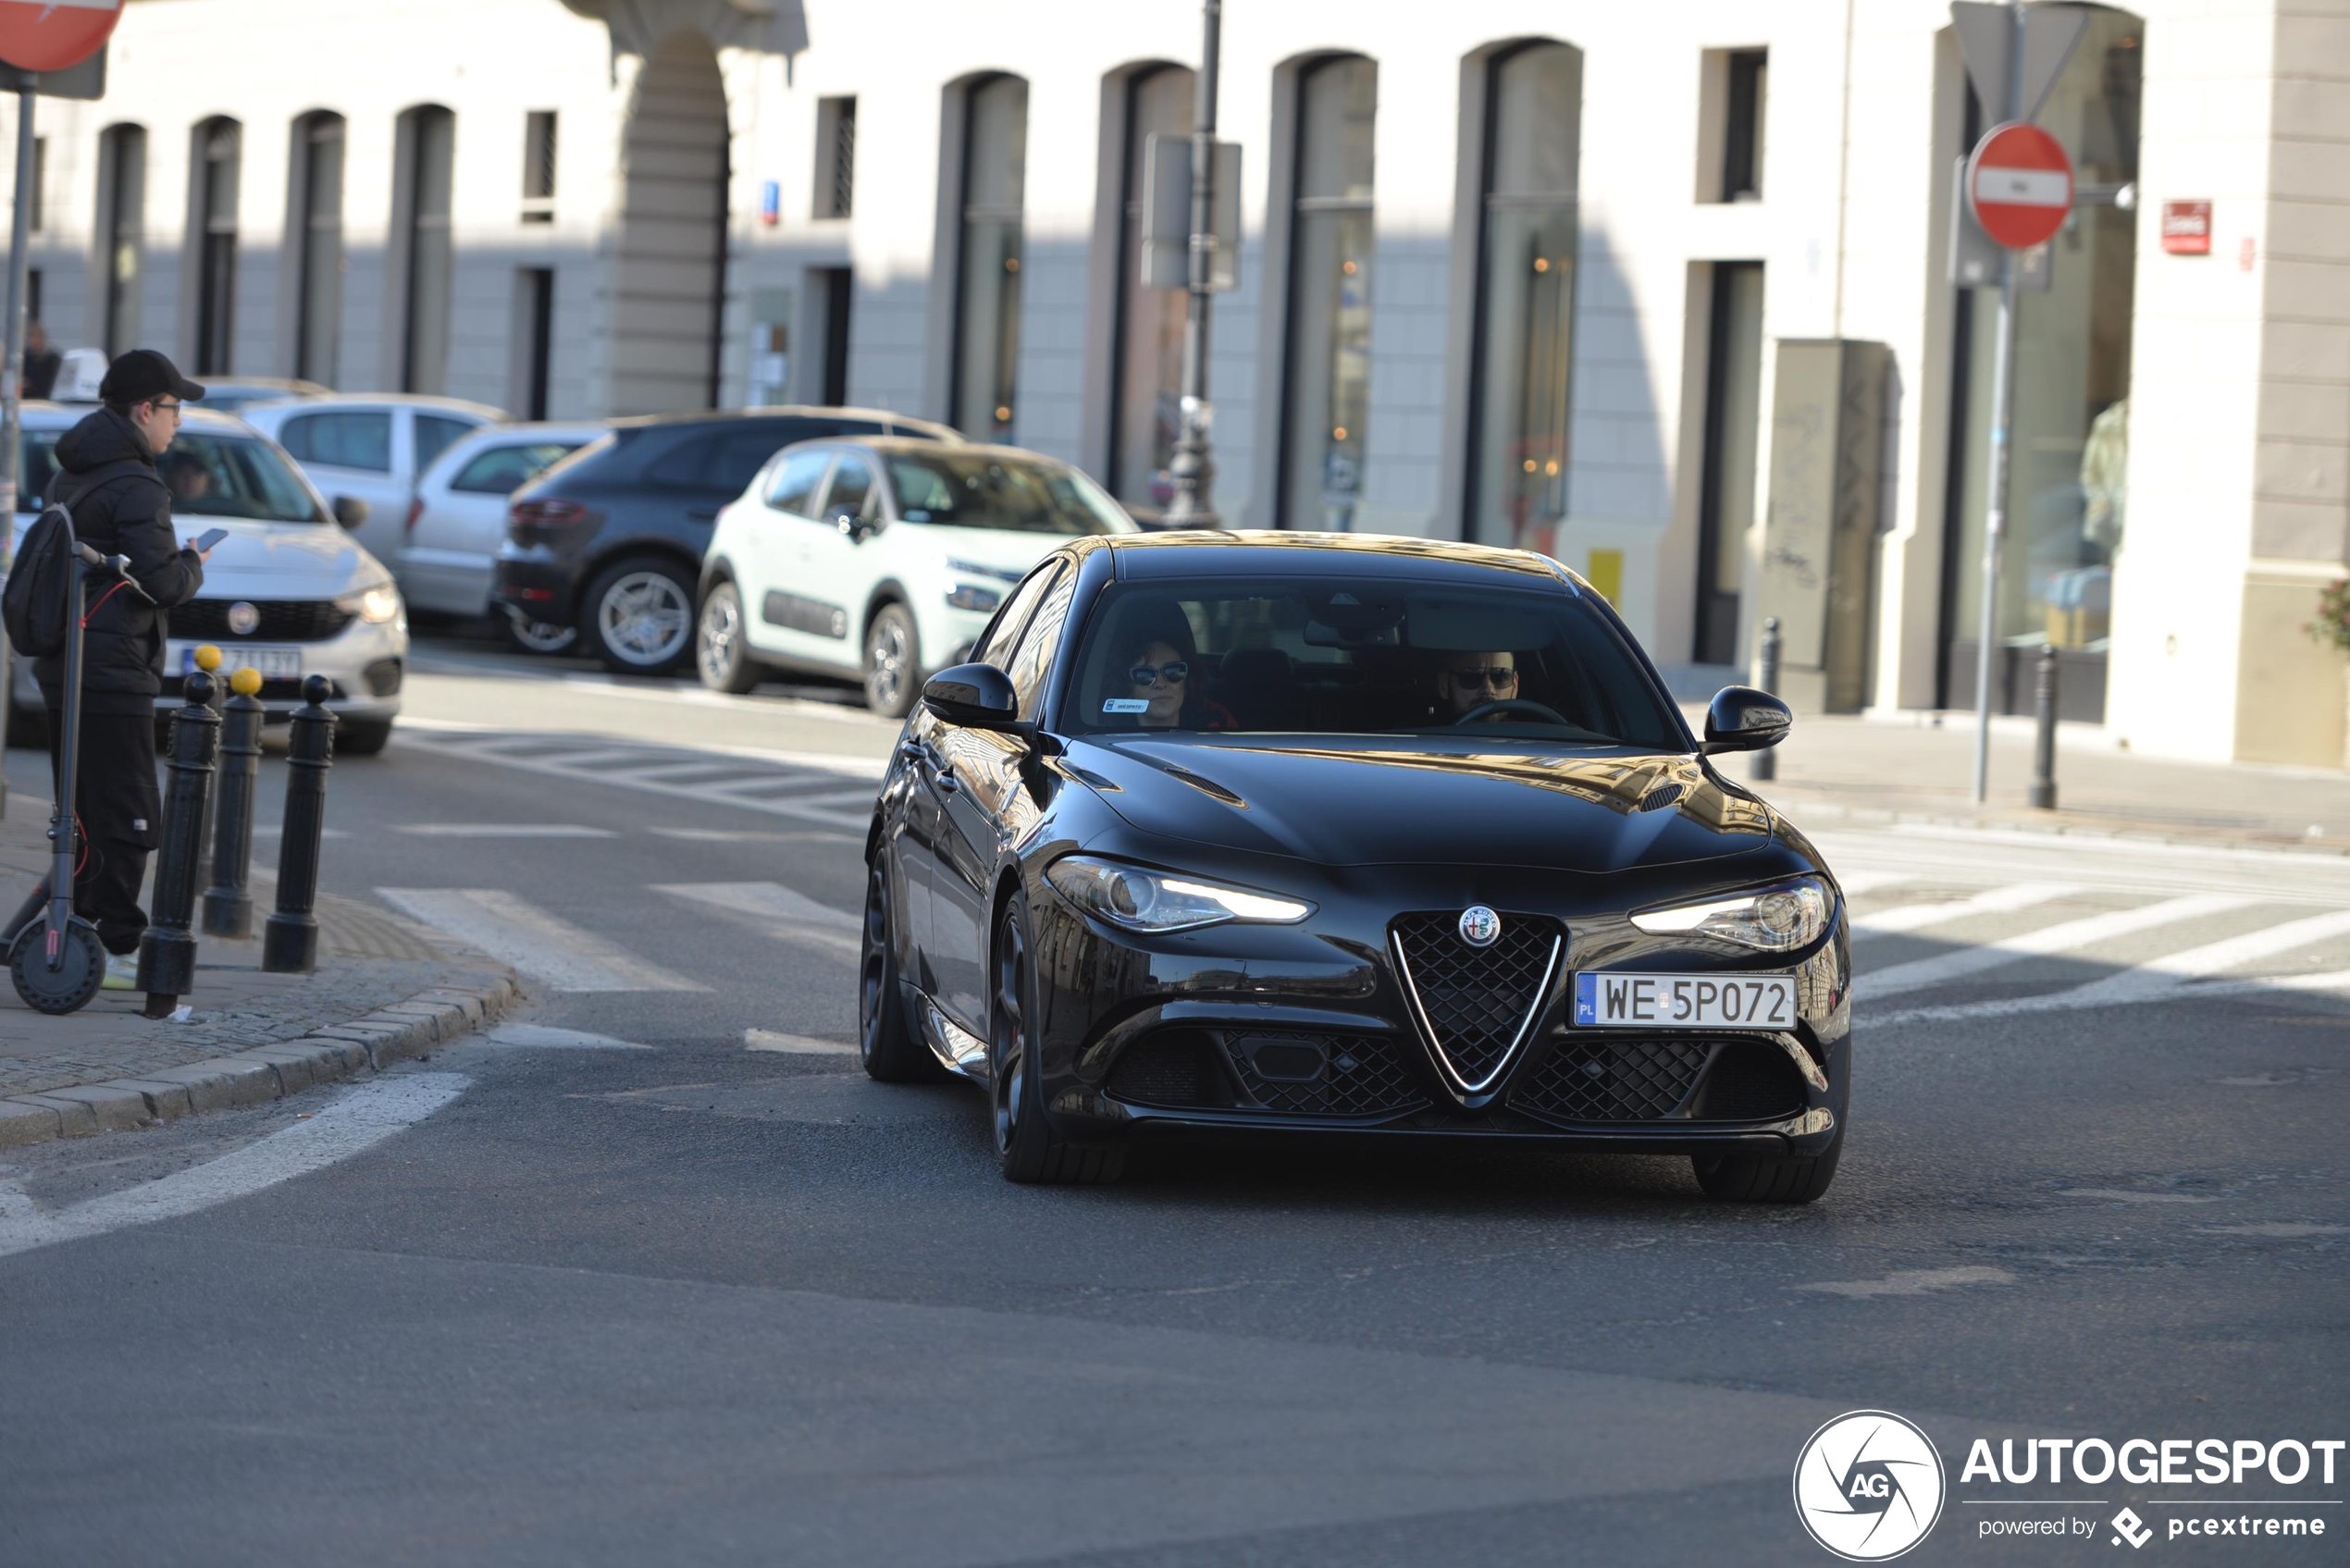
1691 1129 1842 1204
337 720 394 758
862 601 920 719
696 581 765 696
499 606 578 657
585 555 695 675
991 895 1123 1185
860 855 946 1083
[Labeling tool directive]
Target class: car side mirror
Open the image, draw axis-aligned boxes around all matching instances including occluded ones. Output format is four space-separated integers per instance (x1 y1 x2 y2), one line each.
1701 685 1792 754
835 510 879 542
331 495 369 531
921 662 1020 730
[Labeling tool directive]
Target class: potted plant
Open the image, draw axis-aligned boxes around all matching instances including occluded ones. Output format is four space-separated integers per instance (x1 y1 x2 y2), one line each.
2310 578 2350 769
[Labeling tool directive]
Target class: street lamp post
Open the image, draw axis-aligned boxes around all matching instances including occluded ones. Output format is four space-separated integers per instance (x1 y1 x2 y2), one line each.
1161 0 1221 528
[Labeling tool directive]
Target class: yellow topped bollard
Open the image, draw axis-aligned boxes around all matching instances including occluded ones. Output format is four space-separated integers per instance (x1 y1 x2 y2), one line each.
192 644 223 673
229 666 263 697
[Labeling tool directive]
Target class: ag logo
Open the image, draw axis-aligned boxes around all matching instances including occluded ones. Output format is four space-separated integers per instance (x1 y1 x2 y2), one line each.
1792 1410 1946 1561
1457 905 1502 947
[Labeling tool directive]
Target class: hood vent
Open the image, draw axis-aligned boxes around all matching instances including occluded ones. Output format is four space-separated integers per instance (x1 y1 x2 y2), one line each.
1638 784 1686 813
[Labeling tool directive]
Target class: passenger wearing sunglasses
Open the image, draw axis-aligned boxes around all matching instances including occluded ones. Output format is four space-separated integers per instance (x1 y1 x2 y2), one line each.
1123 637 1235 732
1436 649 1522 722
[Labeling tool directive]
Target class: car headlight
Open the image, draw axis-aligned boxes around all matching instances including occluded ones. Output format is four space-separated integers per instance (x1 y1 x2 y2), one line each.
1630 876 1831 952
1045 855 1314 933
338 583 403 624
946 582 1002 613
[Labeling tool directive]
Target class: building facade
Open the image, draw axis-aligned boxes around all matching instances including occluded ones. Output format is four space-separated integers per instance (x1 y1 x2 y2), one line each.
13 0 2347 765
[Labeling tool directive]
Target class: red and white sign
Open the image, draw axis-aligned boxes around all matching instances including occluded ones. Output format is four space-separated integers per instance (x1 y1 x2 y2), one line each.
1966 121 2073 251
0 0 122 74
2162 200 2213 255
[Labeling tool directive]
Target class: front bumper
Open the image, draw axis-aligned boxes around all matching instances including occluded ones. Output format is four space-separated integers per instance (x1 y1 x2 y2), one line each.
1014 881 1849 1155
10 614 408 724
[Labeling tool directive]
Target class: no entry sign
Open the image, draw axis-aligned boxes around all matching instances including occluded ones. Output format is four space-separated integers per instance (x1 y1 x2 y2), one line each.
0 0 121 74
1966 120 2072 251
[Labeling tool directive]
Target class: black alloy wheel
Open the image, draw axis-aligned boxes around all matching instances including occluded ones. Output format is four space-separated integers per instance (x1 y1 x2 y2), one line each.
860 856 943 1082
990 895 1122 1185
863 602 920 719
1691 1127 1843 1204
697 581 764 695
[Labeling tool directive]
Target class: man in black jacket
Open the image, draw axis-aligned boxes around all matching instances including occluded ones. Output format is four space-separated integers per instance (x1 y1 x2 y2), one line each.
32 350 212 986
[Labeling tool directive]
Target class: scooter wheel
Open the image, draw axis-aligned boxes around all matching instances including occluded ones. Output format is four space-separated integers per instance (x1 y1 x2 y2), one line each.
10 919 107 1016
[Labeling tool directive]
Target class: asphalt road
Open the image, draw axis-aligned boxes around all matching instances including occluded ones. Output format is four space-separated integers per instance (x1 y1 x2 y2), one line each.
1 636 2344 1567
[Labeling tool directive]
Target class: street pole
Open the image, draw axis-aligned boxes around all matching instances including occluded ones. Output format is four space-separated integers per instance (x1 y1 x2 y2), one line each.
1161 0 1221 528
1969 2 2022 806
0 79 36 822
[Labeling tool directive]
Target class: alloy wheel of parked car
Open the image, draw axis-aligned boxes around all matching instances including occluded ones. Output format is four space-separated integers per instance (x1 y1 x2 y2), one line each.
501 606 579 656
586 556 694 674
696 581 763 695
863 602 919 718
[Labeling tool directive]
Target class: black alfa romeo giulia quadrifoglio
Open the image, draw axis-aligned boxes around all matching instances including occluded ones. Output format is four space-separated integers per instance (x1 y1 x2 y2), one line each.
860 533 1851 1202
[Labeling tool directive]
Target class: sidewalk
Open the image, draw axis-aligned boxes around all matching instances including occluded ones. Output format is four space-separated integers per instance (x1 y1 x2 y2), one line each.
1701 707 2350 855
0 796 519 1150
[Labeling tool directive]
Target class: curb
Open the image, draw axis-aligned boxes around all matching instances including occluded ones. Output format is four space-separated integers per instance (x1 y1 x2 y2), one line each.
0 973 525 1152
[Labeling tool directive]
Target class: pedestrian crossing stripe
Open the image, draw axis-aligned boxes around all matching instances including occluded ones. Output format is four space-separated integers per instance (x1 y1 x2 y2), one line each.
376 888 711 993
392 727 880 830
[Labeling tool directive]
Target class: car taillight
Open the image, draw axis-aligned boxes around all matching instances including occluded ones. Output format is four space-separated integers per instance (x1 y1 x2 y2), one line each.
404 497 426 537
509 499 591 527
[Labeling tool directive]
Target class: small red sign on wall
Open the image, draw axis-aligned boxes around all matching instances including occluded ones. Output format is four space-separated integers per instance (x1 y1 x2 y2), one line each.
2162 200 2212 254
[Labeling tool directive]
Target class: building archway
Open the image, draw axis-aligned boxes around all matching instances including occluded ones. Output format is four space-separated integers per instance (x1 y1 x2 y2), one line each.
612 31 729 414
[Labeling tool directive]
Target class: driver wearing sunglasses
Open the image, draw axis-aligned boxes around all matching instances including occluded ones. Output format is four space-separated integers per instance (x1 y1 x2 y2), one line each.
1124 637 1235 732
1436 649 1521 722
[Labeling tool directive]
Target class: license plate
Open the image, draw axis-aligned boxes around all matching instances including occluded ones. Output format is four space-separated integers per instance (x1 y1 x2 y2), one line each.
1574 971 1796 1030
179 644 302 679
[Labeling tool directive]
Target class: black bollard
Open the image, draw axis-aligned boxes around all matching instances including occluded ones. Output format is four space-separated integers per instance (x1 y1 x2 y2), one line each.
1750 616 1782 783
263 675 338 974
202 665 266 937
2029 643 2059 810
136 671 222 1018
190 646 227 885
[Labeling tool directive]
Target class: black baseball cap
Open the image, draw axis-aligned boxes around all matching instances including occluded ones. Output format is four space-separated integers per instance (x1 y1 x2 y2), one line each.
98 349 204 407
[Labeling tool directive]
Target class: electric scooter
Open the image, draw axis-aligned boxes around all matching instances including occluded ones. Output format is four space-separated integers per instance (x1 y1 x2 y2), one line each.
6 537 150 1014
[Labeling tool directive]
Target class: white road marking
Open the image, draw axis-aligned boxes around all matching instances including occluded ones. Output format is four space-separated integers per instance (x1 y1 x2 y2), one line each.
395 730 873 829
394 823 618 839
747 1029 859 1055
2059 1189 2218 1204
482 1024 653 1050
654 882 861 958
1855 894 2251 1001
2066 907 2350 1002
376 888 710 992
651 828 860 845
1831 871 1909 898
1796 1266 2016 1299
2196 1223 2348 1238
1851 881 2079 937
0 1074 470 1260
1874 965 2350 1026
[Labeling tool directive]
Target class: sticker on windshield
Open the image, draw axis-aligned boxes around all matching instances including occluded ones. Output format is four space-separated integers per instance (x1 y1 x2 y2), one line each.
1102 698 1150 714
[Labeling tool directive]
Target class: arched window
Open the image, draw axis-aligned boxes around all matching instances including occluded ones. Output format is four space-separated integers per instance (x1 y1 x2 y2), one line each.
96 124 145 358
951 74 1028 443
1464 42 1580 551
191 117 241 375
395 105 456 395
290 111 345 386
1278 56 1376 530
1108 64 1194 514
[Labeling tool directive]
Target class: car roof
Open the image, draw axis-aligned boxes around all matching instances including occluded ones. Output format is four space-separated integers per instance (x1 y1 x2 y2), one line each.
1100 530 1577 586
241 392 510 420
19 401 257 435
803 435 1062 463
608 405 961 441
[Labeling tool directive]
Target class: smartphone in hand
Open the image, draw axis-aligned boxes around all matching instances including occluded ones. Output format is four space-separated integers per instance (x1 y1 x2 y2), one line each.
192 527 229 553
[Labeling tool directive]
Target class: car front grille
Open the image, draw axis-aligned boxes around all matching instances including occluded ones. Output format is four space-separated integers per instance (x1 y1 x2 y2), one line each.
1390 912 1562 1090
1513 1036 1713 1122
1220 1031 1427 1117
169 599 355 644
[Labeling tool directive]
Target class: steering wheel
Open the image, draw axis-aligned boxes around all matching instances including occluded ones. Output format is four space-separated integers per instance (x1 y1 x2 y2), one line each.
1455 698 1570 726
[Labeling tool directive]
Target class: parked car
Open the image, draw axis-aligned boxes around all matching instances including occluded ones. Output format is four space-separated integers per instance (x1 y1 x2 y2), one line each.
179 377 330 415
698 439 1139 716
862 531 1846 1199
492 407 957 675
397 421 606 651
240 394 505 572
8 403 407 754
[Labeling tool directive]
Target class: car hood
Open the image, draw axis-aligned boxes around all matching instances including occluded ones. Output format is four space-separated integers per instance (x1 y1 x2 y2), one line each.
189 517 388 598
1066 736 1781 874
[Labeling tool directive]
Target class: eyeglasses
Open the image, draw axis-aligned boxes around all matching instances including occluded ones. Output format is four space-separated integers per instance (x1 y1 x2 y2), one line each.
1448 666 1517 687
150 400 184 419
1128 661 1190 687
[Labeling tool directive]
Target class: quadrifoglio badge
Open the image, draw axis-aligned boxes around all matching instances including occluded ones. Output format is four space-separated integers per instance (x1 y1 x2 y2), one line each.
1794 1411 2344 1557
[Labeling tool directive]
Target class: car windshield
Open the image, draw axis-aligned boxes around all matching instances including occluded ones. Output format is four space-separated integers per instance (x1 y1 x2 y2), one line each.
1067 576 1686 748
20 431 328 525
886 451 1132 536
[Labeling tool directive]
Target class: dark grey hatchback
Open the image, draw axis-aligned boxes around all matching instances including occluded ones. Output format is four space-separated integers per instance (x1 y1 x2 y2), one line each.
491 407 957 673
